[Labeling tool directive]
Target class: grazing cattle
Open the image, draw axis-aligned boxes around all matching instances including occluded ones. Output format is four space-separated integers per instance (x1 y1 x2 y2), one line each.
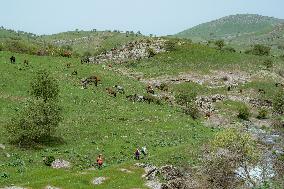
239 89 243 94
87 75 101 87
62 51 72 58
106 87 117 97
81 75 101 89
126 94 144 102
146 85 154 94
23 59 29 66
10 56 16 63
114 85 125 94
144 94 161 105
258 89 266 94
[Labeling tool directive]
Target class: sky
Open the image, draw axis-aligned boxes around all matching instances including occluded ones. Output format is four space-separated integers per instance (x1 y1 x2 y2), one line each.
0 0 284 36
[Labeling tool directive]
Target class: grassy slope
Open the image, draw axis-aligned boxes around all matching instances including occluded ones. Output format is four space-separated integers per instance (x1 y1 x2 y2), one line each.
41 31 145 56
176 14 283 40
121 42 267 78
0 51 214 188
175 14 284 55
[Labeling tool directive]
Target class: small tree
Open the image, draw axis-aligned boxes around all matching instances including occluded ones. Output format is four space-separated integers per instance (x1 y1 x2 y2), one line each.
215 40 225 50
202 128 260 188
6 70 62 145
7 99 62 143
273 89 284 114
30 70 59 102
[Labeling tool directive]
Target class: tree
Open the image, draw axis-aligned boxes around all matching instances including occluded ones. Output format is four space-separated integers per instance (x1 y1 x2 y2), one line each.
7 99 62 143
215 40 225 50
6 70 62 145
30 70 59 102
202 128 260 188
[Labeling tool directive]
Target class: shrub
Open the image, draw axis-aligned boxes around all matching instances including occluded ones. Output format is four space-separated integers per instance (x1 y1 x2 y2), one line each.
176 91 197 106
214 40 225 50
43 156 55 166
182 102 200 119
6 99 62 143
252 44 271 56
263 59 273 69
202 128 260 188
257 108 268 119
158 83 169 91
164 40 177 51
147 48 156 58
30 70 59 102
272 117 284 130
273 89 284 114
237 105 250 120
6 70 62 145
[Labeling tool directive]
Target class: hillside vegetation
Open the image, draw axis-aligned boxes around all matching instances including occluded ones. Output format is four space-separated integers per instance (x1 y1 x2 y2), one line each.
1 20 284 188
176 14 284 54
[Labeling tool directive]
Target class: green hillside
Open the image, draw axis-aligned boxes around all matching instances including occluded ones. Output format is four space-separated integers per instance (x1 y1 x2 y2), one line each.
1 26 284 188
176 14 284 41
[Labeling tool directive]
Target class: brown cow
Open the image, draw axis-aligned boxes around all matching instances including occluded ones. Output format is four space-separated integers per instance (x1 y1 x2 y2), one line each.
62 51 72 58
106 87 117 97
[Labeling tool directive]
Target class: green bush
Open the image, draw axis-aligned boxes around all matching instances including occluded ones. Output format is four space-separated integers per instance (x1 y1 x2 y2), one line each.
182 102 200 119
214 40 225 50
6 70 62 145
273 89 284 114
158 83 169 91
6 99 62 143
252 44 270 56
164 40 177 51
263 59 273 69
203 128 260 188
237 105 250 120
43 156 55 166
147 48 156 58
176 92 197 106
30 70 59 102
257 108 268 119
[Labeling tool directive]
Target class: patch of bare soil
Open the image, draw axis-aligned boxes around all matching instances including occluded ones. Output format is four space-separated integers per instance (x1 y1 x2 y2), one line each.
142 70 251 88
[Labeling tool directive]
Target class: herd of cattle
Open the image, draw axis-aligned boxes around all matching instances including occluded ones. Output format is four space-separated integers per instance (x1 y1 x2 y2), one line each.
8 55 171 105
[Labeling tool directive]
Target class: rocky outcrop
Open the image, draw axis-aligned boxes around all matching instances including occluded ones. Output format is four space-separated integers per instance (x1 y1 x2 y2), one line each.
90 39 166 64
92 177 107 185
135 163 190 189
51 159 71 169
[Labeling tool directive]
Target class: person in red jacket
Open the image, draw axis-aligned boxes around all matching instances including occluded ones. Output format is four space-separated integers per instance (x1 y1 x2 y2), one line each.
96 154 103 169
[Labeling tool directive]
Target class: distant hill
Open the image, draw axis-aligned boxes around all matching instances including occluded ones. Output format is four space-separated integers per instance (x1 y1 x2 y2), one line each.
176 14 284 40
0 27 144 56
176 14 284 54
